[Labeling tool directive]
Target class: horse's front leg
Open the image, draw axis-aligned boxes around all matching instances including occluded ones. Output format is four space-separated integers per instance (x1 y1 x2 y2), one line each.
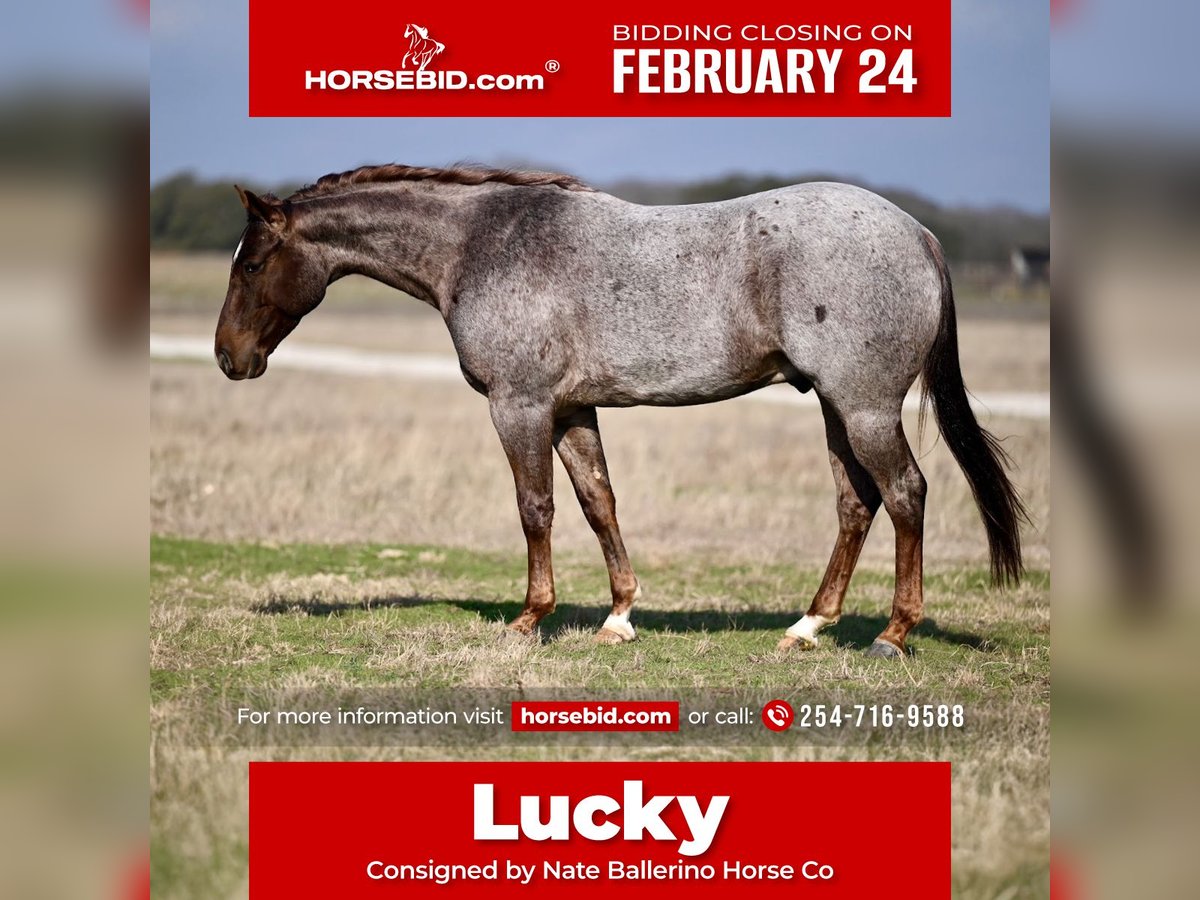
490 397 557 636
553 407 641 644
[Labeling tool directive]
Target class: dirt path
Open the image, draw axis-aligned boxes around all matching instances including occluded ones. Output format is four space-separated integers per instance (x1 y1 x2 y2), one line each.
151 333 1050 420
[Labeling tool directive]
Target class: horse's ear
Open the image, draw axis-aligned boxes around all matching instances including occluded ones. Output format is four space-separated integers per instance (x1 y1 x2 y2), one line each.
234 185 287 231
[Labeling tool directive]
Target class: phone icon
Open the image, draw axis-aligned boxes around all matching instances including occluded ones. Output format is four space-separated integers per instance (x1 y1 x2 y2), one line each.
761 699 794 732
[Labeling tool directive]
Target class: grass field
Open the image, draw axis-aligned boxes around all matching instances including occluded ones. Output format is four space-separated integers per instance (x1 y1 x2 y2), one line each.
150 252 1051 899
151 536 1049 899
152 535 1049 693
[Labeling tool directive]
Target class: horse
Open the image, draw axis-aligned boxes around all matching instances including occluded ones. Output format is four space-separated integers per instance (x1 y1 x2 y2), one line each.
215 164 1027 658
402 24 445 72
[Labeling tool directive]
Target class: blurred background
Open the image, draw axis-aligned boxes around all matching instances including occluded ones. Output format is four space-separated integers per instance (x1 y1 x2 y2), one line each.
1053 1 1200 898
0 0 146 897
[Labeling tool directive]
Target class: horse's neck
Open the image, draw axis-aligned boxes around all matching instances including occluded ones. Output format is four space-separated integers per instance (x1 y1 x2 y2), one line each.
300 189 470 312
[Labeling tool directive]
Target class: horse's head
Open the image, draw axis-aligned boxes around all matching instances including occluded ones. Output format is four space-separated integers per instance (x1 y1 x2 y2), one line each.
214 187 327 380
404 23 424 39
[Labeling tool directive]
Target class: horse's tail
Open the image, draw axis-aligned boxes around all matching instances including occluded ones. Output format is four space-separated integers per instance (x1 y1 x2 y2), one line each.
919 228 1028 587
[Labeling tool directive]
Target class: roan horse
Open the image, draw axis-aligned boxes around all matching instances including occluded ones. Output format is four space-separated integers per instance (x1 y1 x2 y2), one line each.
215 164 1027 658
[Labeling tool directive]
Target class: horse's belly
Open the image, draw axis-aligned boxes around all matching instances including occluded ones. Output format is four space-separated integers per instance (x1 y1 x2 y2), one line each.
613 376 786 407
571 351 786 408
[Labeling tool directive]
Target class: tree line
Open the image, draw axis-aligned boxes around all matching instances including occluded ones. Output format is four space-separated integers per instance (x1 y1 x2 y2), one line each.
150 170 1048 264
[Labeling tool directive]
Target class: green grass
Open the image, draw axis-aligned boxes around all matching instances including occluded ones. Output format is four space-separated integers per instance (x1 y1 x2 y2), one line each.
150 535 1049 900
151 535 1048 697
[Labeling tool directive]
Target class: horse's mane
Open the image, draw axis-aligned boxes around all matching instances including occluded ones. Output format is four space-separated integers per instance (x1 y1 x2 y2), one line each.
286 164 594 202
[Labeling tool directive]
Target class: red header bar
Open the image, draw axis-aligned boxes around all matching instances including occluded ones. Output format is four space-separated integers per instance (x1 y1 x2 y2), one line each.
249 1 951 117
250 761 950 898
511 701 679 732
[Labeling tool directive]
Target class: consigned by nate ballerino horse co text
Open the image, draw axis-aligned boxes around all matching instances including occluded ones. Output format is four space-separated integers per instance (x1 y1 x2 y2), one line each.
364 780 835 885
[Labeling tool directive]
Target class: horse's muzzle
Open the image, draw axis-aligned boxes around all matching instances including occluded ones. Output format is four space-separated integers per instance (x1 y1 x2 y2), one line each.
215 346 267 380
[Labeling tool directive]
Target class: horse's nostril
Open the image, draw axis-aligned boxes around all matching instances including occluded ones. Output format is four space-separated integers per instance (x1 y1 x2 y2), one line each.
217 349 232 375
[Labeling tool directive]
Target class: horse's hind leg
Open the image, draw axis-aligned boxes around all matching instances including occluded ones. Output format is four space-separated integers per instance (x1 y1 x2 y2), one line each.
553 407 641 644
779 399 881 651
841 405 928 657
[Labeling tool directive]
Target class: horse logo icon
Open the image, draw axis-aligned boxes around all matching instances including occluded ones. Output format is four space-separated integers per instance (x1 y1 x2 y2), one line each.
403 23 446 71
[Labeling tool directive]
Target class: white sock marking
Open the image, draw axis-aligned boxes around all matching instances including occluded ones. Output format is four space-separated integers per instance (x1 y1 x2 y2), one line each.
601 611 636 641
785 614 836 645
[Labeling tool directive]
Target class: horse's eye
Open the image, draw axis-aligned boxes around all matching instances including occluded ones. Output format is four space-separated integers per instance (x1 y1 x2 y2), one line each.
243 261 262 275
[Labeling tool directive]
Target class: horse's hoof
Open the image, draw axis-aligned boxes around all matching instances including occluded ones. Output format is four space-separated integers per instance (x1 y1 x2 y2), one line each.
865 639 903 659
595 626 634 645
596 613 636 644
502 623 537 643
776 635 817 652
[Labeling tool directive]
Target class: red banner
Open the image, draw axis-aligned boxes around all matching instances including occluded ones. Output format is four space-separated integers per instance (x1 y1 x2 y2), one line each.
250 761 950 898
249 1 951 117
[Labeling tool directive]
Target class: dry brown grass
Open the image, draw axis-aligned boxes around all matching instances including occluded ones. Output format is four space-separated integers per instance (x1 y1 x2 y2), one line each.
151 357 1048 570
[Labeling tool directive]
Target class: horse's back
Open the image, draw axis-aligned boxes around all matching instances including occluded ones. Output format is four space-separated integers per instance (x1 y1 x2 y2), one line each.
631 182 942 391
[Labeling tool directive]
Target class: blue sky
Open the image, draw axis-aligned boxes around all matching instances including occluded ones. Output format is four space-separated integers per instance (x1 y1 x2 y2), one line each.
151 0 1048 211
0 1 145 89
1052 0 1200 136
